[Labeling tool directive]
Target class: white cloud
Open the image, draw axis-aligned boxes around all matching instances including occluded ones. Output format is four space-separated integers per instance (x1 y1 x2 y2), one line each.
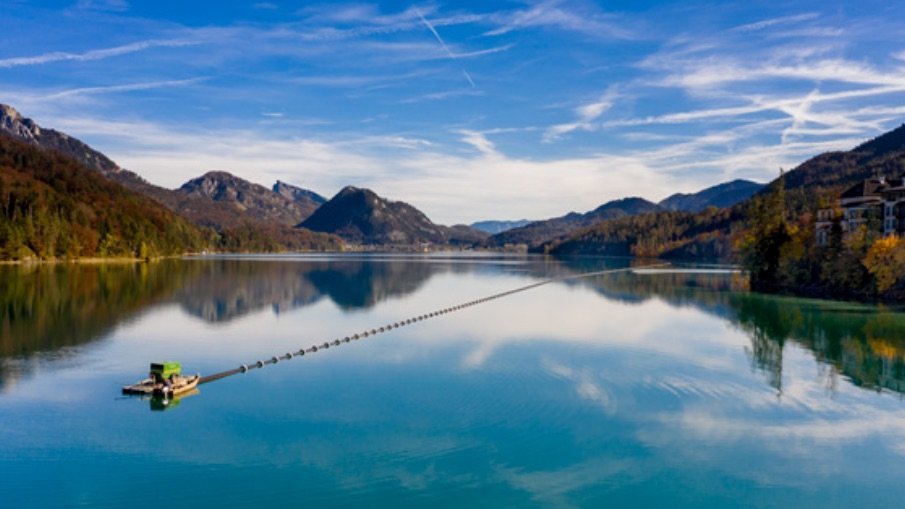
0 39 198 68
485 0 634 39
457 129 500 157
544 88 618 141
730 12 820 33
39 78 207 101
661 58 905 90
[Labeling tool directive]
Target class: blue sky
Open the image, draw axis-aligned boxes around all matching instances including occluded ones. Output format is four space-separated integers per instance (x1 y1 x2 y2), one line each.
3 0 905 223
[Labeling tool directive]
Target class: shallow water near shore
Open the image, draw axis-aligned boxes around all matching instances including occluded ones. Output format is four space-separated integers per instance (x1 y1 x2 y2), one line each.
2 254 904 508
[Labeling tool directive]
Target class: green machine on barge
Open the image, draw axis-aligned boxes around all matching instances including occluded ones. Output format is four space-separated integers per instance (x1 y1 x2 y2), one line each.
122 361 200 398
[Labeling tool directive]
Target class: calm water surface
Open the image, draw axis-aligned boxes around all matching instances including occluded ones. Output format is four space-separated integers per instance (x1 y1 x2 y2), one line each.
2 254 904 508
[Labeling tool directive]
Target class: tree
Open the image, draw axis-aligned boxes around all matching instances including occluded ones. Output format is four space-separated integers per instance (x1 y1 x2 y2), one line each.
739 172 792 292
863 236 905 294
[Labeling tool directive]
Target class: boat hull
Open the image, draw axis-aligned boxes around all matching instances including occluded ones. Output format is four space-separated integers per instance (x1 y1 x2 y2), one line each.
122 374 200 397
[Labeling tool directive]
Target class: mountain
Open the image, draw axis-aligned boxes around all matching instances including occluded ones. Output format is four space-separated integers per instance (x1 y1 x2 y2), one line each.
778 123 905 197
178 171 320 226
299 186 487 246
470 219 533 234
542 123 905 260
485 197 662 248
0 104 340 252
1 104 122 177
0 133 208 260
659 179 764 212
273 180 326 208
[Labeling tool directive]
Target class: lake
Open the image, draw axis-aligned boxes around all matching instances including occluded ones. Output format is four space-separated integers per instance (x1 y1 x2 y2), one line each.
2 254 904 508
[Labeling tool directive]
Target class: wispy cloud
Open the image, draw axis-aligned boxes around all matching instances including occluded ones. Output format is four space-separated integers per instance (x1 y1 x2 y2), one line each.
296 4 485 42
252 2 278 10
0 39 199 68
75 0 129 12
417 9 476 87
659 58 905 90
450 43 514 59
40 78 207 100
399 88 484 104
544 88 618 141
730 12 820 32
290 69 436 87
485 0 634 39
457 129 499 157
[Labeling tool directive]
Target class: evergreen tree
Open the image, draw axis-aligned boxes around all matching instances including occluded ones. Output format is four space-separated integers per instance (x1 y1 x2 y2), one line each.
739 171 791 292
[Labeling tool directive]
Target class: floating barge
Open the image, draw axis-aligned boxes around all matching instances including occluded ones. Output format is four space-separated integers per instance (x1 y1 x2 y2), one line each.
122 361 200 398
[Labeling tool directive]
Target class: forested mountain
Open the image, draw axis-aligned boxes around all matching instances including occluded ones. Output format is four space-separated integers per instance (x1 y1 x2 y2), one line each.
485 197 662 248
0 133 207 259
299 186 487 246
542 123 905 265
1 104 122 176
659 179 763 212
0 103 341 254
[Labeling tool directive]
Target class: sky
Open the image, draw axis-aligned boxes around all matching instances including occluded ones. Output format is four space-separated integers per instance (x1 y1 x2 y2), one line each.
2 0 905 224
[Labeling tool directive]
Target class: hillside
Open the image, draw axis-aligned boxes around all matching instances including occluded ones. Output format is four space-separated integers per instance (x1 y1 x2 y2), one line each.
0 133 208 260
543 124 905 261
0 103 340 253
1 104 122 177
485 197 662 248
659 179 763 212
299 186 487 246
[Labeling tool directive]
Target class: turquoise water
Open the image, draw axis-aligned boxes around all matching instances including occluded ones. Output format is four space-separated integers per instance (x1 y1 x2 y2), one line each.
2 254 905 508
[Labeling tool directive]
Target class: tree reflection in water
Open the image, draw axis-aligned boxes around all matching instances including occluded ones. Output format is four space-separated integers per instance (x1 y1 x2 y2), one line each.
2 257 904 397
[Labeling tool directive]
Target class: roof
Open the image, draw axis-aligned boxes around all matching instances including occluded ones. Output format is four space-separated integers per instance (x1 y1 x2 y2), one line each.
841 178 886 200
879 177 905 193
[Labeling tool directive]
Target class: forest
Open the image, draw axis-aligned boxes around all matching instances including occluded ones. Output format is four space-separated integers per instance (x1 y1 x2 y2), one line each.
0 134 343 260
0 134 209 260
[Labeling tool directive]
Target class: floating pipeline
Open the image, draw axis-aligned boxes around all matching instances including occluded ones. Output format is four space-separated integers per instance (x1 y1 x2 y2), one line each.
162 263 671 387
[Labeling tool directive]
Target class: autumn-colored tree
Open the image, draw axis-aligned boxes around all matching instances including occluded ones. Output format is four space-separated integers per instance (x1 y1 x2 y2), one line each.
863 236 905 294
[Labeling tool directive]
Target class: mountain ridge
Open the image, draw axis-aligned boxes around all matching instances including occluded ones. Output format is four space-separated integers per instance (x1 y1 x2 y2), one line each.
658 179 764 213
542 123 905 259
484 196 663 248
300 186 487 246
0 103 339 251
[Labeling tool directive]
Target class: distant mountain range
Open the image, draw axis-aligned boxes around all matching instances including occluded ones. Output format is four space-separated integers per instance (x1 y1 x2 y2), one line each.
300 186 487 245
0 104 499 255
470 219 533 234
485 197 663 248
14 100 895 263
483 180 764 249
659 179 763 213
541 123 905 259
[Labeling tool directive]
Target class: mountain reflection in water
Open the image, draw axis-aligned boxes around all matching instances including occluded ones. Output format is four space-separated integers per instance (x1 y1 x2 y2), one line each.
1 256 904 397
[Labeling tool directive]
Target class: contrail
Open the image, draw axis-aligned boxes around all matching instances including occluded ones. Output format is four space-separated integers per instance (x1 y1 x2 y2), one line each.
416 9 476 88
